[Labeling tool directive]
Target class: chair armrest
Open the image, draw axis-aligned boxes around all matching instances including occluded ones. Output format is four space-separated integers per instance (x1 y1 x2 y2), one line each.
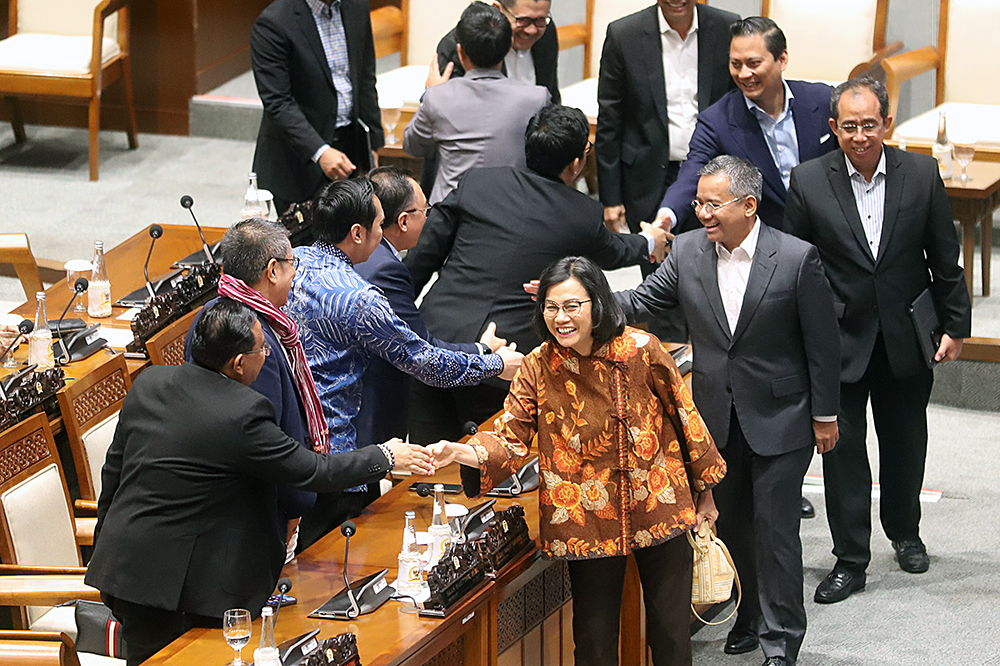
881 46 940 129
74 500 98 516
97 0 130 20
0 575 102 606
74 518 96 546
557 23 588 51
849 40 905 79
0 565 88 575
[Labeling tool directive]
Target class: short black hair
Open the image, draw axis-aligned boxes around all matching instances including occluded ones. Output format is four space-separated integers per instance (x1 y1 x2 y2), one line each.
369 165 416 229
730 17 786 61
219 218 291 284
830 75 890 120
456 2 513 69
312 178 378 244
532 256 626 349
190 298 258 372
524 105 588 180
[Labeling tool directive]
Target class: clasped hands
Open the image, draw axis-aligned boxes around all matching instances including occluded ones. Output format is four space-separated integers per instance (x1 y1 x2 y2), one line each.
380 440 471 476
602 206 674 263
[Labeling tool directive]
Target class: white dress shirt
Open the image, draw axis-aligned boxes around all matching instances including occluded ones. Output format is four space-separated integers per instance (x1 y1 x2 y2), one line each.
716 217 761 335
745 80 799 190
845 149 887 259
504 48 536 86
657 9 700 162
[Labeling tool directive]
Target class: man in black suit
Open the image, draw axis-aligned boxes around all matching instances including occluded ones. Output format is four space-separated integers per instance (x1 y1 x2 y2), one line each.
617 156 841 666
251 0 384 214
86 300 433 665
785 77 971 603
404 104 668 444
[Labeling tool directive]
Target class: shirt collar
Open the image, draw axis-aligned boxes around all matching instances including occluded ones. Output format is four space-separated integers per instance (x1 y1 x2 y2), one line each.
657 5 699 39
383 237 402 260
305 0 338 19
843 147 887 182
467 67 505 80
314 240 353 265
744 79 794 120
715 216 761 260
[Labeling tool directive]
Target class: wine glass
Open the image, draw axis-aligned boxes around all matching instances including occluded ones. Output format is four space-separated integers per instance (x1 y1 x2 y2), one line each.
222 608 251 665
953 143 976 185
64 260 92 313
381 97 404 147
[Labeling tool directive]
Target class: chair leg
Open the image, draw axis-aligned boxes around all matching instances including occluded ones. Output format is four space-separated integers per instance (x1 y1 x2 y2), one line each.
5 96 26 143
88 94 101 181
122 58 138 150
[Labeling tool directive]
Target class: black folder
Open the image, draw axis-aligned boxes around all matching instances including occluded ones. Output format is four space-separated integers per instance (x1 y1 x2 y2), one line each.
909 287 942 369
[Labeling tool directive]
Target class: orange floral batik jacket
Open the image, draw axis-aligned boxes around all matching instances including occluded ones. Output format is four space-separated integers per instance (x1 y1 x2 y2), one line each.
470 327 726 561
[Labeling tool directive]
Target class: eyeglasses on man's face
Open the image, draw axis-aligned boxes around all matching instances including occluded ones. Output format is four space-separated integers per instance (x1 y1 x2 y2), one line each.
499 4 552 29
836 120 882 135
246 341 271 357
273 256 300 270
541 299 591 318
691 196 746 213
404 204 433 216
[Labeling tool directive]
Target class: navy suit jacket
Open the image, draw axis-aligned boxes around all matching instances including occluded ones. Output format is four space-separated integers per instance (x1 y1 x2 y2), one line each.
353 240 479 444
660 80 836 231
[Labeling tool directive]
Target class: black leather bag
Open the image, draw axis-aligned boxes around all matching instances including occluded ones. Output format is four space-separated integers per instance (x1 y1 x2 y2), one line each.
74 600 128 659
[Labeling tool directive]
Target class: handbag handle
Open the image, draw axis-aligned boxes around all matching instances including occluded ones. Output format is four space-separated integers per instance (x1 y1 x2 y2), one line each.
689 524 741 626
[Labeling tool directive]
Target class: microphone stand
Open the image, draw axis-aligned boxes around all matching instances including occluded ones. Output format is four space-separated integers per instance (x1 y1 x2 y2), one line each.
144 225 164 299
340 521 361 619
180 195 215 263
0 320 33 400
54 279 88 365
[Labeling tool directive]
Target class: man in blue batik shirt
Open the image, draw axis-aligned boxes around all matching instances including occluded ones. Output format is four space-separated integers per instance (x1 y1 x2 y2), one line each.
284 177 522 549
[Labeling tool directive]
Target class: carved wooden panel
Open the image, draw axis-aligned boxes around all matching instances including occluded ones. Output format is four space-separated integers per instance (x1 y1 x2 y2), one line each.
70 369 127 429
422 634 465 666
0 429 50 485
524 570 545 632
498 586 525 654
543 560 569 617
161 336 186 366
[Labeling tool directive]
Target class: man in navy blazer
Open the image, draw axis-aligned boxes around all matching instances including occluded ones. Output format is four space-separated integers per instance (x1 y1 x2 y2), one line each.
353 166 506 446
654 17 836 233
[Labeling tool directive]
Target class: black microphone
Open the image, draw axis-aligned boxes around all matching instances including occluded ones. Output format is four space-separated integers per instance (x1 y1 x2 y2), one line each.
0 319 33 367
180 195 215 263
340 521 360 618
463 421 479 436
143 224 164 299
53 278 89 365
271 577 293 626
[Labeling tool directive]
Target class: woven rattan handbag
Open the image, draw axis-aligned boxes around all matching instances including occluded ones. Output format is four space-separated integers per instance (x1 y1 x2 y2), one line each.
687 521 741 625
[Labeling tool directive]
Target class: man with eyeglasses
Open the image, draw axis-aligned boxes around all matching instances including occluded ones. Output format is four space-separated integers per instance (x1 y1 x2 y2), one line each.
784 77 971 604
405 2 549 204
616 155 840 666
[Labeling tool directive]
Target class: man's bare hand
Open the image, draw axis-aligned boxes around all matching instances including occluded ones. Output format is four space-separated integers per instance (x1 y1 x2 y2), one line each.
813 419 839 454
640 221 671 263
652 210 674 230
319 147 355 181
479 321 507 352
603 205 627 233
426 54 453 89
497 343 523 381
694 489 719 528
384 438 435 475
523 279 540 301
934 333 963 363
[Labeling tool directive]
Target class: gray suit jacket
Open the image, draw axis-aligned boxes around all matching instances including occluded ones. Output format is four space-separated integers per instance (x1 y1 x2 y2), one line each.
402 68 550 203
616 224 840 455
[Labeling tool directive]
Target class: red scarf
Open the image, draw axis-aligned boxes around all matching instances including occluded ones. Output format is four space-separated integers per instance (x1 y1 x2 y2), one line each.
218 273 330 454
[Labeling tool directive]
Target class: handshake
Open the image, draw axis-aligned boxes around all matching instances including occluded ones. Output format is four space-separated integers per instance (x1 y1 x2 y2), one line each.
378 440 476 476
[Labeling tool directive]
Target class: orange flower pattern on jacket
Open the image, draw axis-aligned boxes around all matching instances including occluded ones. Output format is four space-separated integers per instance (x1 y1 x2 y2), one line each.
472 328 727 560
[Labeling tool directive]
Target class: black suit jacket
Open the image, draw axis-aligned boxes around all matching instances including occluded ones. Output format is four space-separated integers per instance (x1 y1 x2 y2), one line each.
251 0 384 206
353 239 479 444
86 363 389 618
436 22 561 103
596 3 739 227
785 146 972 382
404 166 649 356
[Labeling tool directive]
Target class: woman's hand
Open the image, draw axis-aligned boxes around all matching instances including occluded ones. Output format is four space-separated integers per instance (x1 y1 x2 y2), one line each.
428 441 480 469
384 438 435 475
695 489 719 528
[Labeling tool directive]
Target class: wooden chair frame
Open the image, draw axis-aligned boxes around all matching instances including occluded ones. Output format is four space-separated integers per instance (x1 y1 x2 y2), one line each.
0 0 139 181
145 308 200 367
0 234 44 304
0 631 83 666
56 353 130 502
372 0 408 64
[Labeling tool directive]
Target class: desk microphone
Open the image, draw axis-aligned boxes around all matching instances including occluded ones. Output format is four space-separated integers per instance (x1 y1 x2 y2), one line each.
54 278 88 365
272 577 292 627
340 521 361 619
0 319 32 368
306 520 393 620
143 225 164 299
180 195 215 263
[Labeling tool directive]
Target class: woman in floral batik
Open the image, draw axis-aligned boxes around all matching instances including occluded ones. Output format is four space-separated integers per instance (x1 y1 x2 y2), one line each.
430 256 726 666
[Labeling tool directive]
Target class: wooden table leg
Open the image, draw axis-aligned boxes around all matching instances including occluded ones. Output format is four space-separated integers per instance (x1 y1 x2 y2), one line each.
982 213 993 297
962 218 976 300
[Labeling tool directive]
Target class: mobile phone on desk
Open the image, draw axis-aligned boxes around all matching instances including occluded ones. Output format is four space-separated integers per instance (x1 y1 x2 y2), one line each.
408 482 462 496
267 593 297 607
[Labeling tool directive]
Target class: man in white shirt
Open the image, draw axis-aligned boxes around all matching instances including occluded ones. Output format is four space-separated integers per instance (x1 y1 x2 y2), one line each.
616 155 840 666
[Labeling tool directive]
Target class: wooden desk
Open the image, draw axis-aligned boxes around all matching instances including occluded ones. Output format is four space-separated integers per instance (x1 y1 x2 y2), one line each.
944 161 1000 300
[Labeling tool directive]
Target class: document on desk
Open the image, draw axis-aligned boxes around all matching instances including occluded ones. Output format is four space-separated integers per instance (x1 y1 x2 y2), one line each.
98 326 135 350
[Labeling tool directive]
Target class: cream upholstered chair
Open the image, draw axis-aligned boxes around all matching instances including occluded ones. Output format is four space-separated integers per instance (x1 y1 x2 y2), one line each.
56 353 130 504
884 0 1000 160
763 0 901 86
0 0 139 181
144 308 199 367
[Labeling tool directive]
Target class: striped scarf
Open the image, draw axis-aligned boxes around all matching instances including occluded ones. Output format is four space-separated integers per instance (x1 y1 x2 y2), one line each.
218 273 330 454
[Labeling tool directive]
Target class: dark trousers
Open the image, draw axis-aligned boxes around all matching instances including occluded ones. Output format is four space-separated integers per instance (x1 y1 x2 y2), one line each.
713 408 811 665
407 381 510 445
103 595 218 666
566 536 693 666
296 485 381 554
273 125 370 216
824 333 934 574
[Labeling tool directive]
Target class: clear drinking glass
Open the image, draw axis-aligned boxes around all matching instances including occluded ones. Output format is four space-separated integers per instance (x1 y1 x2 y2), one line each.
381 97 404 147
953 143 976 184
222 608 251 665
64 260 92 313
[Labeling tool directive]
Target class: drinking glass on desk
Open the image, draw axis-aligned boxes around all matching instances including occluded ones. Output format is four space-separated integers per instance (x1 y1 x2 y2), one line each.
381 97 404 147
64 260 92 313
954 143 976 184
223 608 251 665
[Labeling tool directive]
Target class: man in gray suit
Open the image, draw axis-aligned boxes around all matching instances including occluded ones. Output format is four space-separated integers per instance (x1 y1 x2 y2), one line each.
616 156 841 666
403 1 550 203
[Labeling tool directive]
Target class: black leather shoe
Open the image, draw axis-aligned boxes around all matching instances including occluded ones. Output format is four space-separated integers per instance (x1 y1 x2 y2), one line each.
892 539 930 573
724 628 758 655
814 570 866 604
762 658 787 666
801 496 815 519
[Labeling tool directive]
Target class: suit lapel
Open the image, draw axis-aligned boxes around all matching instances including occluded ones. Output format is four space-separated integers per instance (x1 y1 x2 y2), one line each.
791 82 823 162
696 237 732 341
876 146 904 265
731 225 776 344
296 0 335 91
641 7 669 132
828 151 874 263
730 100 785 200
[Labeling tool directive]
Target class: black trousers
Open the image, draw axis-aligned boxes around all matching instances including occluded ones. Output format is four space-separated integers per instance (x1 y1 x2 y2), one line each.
566 536 693 666
273 125 371 216
824 333 934 574
407 381 510 445
713 408 811 665
295 485 381 554
102 594 218 666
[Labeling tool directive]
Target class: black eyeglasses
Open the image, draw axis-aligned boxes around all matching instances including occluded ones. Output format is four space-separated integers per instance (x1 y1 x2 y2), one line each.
273 256 300 270
404 204 433 216
499 5 552 29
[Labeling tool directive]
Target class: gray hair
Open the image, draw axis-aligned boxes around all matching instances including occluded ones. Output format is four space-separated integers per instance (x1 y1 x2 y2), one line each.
698 155 763 202
219 218 291 285
830 75 890 120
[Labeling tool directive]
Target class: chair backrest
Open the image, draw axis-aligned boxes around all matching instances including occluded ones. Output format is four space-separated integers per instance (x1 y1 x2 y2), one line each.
940 0 1000 105
589 0 653 80
56 353 130 501
145 308 200 367
372 2 406 62
764 0 886 84
405 0 468 66
13 0 118 42
0 234 44 304
0 631 82 666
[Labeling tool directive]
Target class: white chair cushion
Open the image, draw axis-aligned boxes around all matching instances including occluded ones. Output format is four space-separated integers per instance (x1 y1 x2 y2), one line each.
771 0 876 83
81 412 120 498
18 0 118 41
944 0 1000 105
29 604 78 642
0 34 121 75
79 652 126 666
893 102 1000 150
376 65 429 108
590 0 653 79
559 77 599 123
406 0 468 65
